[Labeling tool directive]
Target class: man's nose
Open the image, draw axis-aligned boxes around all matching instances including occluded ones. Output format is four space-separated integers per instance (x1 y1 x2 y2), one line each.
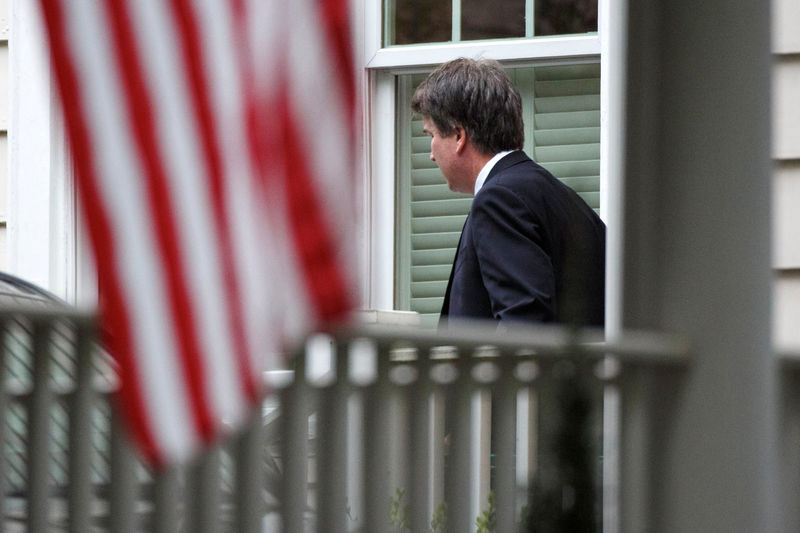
430 152 435 162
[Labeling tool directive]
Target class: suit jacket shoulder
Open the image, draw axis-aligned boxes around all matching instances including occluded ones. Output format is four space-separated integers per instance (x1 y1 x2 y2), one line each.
442 150 605 326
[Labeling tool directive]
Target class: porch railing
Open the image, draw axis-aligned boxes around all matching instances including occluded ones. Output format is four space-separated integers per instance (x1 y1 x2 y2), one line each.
0 306 687 532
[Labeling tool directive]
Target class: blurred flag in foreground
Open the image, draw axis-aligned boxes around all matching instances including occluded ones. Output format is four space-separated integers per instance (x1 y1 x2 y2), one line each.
38 0 357 467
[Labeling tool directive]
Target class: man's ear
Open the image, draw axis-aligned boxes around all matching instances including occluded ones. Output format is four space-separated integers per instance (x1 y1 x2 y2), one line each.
455 127 467 154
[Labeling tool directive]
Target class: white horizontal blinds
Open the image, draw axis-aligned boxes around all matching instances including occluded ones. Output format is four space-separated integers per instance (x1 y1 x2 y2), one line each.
396 63 601 327
531 63 601 211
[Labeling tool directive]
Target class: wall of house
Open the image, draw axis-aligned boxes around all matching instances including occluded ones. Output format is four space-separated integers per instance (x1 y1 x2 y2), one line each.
773 0 800 352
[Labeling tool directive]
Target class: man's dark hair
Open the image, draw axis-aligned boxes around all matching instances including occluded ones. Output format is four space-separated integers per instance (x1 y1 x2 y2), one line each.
410 58 524 155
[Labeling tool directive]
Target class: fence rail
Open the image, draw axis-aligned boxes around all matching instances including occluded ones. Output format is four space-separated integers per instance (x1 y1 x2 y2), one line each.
0 308 687 532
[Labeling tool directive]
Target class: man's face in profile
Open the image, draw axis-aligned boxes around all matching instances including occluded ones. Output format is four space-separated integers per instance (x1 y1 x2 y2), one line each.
422 116 471 194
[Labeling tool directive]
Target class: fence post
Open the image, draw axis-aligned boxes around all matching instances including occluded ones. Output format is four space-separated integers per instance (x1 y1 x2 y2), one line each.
408 346 433 532
281 349 310 533
363 340 392 532
185 445 222 533
153 465 181 533
235 409 265 533
27 317 53 533
68 319 96 533
109 411 139 532
316 342 350 533
443 348 473 533
493 354 517 532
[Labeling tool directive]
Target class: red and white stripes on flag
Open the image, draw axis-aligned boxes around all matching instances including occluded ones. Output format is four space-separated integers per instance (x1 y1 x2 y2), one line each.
39 0 357 467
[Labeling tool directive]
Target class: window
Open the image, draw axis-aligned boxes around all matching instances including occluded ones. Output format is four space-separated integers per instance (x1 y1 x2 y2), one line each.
360 0 604 322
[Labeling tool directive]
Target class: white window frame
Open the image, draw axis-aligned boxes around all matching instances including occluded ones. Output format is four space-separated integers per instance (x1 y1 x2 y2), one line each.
358 0 620 313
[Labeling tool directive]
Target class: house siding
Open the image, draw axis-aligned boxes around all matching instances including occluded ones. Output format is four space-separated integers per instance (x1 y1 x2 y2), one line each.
773 0 800 351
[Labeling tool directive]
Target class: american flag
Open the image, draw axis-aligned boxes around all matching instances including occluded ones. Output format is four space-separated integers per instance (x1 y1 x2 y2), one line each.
38 0 357 467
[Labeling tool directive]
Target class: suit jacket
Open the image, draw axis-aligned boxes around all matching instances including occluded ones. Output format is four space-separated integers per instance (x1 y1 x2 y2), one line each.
440 151 605 326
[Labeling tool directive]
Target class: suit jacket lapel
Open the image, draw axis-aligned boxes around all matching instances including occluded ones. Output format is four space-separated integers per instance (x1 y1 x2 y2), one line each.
440 151 529 324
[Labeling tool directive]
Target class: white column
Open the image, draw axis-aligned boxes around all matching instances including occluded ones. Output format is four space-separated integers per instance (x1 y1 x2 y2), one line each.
7 0 87 302
620 0 777 531
365 69 396 310
9 0 52 288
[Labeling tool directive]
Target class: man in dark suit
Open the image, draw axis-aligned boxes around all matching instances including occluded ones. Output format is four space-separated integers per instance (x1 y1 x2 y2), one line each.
411 58 605 326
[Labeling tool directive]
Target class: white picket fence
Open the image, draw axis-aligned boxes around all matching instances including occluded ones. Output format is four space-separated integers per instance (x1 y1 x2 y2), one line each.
0 307 687 532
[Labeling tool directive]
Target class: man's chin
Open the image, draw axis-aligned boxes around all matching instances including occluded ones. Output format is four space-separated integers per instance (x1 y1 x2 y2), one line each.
444 180 463 193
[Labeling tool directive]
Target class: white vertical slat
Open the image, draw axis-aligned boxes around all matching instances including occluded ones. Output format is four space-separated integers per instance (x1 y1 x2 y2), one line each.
281 354 310 533
388 381 409 511
67 319 95 533
316 344 349 533
517 386 538 513
152 466 180 533
471 388 492 523
345 394 364 532
408 350 432 532
235 410 265 533
363 340 392 531
185 447 222 533
444 351 472 532
430 390 446 522
493 356 518 532
27 317 52 532
109 402 139 532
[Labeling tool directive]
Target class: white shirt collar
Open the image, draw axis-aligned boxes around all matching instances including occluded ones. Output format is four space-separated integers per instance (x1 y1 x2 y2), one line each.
474 150 514 195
